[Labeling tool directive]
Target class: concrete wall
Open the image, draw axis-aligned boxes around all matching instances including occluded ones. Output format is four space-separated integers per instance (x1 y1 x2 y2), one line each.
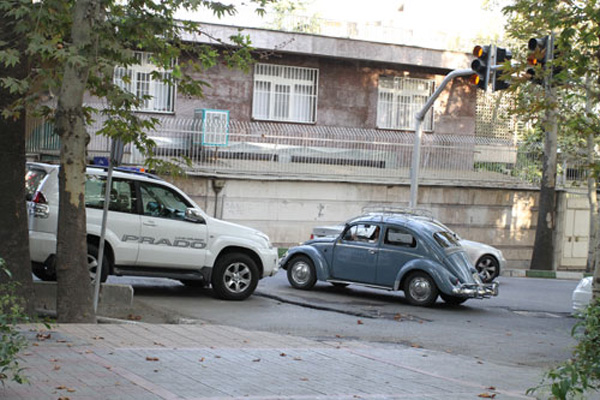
170 175 539 273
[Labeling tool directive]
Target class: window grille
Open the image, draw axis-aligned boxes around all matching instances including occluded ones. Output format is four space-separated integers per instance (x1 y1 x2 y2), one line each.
252 64 318 123
377 76 434 131
114 51 175 113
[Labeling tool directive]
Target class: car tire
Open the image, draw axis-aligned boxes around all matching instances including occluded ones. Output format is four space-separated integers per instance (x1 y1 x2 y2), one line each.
287 256 317 290
403 271 439 307
475 255 500 283
212 253 259 301
440 293 468 305
87 242 109 283
32 261 56 281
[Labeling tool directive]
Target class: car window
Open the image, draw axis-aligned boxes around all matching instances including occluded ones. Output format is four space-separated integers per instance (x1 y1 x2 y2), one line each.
434 231 461 248
384 227 416 248
140 182 190 221
342 224 380 244
25 167 47 200
85 176 136 214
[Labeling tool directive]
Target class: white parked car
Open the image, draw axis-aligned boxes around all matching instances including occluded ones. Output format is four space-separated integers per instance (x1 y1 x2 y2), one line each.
572 276 593 314
311 212 506 283
26 162 279 300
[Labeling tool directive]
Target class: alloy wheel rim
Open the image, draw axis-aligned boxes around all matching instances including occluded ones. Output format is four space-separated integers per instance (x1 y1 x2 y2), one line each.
88 254 99 281
223 262 251 293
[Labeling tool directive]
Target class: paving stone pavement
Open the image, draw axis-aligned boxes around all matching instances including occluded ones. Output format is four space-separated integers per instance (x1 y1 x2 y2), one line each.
2 322 541 400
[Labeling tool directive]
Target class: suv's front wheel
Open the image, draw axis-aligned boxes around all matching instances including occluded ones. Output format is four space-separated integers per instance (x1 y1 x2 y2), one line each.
212 253 259 300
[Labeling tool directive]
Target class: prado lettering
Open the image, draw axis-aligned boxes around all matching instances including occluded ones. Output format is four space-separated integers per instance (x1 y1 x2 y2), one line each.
122 234 206 249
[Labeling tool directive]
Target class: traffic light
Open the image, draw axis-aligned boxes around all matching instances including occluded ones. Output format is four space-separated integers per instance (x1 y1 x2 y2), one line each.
526 36 549 84
493 47 512 91
470 45 491 90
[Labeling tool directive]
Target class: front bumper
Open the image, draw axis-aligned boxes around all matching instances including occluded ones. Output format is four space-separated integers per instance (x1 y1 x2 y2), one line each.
260 247 280 277
452 282 499 298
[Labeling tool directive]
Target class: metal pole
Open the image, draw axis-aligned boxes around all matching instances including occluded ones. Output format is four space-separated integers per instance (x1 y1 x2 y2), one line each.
93 142 117 313
409 68 474 208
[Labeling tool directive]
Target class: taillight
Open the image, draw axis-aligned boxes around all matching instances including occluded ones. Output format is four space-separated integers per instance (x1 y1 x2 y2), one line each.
32 191 47 204
310 234 314 240
30 191 50 218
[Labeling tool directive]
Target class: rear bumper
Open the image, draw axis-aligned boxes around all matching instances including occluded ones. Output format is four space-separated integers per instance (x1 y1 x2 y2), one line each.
452 282 499 298
29 230 57 263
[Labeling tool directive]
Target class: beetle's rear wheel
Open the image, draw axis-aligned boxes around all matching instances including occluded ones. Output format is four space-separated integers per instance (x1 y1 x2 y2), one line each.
403 271 438 307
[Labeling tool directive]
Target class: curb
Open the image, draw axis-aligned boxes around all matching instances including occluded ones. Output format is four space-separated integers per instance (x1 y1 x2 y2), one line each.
503 269 586 280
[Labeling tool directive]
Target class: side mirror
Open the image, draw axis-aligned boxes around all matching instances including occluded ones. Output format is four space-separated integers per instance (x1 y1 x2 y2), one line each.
185 208 206 224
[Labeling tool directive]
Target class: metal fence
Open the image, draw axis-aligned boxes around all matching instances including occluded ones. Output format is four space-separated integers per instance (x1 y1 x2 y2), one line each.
26 116 557 187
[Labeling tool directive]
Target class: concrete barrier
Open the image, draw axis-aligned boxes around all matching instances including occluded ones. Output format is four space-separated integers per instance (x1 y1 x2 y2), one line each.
34 282 133 315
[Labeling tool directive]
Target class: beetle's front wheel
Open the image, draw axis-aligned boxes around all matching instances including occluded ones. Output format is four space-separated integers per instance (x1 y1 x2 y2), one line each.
287 256 317 290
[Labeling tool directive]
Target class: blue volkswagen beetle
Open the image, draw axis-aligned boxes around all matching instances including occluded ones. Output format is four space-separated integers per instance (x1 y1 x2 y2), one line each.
280 213 498 306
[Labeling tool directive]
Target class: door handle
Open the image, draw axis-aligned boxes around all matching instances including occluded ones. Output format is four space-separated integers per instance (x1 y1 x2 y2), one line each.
369 249 377 254
143 220 157 227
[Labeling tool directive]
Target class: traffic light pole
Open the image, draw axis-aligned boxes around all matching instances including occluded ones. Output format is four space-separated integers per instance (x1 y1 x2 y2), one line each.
409 68 474 208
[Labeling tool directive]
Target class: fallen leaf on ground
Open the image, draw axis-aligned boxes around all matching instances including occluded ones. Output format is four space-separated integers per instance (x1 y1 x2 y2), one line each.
486 386 496 390
53 365 61 371
478 393 496 398
199 357 205 362
36 332 51 341
357 320 364 325
252 359 261 362
280 353 287 357
50 358 59 362
300 378 309 381
58 397 70 400
410 344 422 348
215 355 221 359
293 357 302 361
92 336 104 340
104 366 112 370
146 357 159 362
67 388 76 393
127 314 142 321
153 342 165 347
335 334 343 338
394 313 402 321
56 385 66 390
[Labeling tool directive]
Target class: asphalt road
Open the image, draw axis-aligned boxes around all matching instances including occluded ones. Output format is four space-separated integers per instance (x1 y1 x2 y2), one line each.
109 273 580 369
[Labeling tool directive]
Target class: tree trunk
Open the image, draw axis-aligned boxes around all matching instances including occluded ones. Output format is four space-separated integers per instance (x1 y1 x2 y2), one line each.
0 8 35 317
530 89 558 271
54 0 101 323
585 77 598 275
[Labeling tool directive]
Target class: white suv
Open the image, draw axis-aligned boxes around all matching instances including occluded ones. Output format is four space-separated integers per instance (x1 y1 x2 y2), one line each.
26 162 279 300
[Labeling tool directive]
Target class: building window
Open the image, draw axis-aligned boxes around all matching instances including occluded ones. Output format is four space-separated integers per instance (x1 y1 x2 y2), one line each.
377 76 434 131
114 52 175 113
252 64 318 123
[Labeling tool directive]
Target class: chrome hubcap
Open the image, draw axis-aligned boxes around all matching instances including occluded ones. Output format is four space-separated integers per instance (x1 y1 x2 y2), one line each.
408 277 432 302
223 262 251 293
291 261 311 285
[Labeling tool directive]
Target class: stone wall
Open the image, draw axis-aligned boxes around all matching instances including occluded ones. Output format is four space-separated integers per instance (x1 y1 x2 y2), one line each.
170 175 539 273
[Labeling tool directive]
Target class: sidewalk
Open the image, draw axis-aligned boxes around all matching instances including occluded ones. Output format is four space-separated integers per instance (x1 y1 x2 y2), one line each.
3 321 540 400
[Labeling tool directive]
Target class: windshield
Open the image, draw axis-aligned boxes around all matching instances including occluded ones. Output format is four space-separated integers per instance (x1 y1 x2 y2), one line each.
433 231 461 248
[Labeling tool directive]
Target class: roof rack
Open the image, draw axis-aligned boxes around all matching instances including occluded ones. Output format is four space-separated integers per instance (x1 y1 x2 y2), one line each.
360 205 434 220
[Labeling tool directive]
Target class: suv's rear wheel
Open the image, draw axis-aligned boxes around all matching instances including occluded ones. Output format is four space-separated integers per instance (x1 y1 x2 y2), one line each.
87 242 109 283
403 271 438 307
32 261 56 281
212 253 259 300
